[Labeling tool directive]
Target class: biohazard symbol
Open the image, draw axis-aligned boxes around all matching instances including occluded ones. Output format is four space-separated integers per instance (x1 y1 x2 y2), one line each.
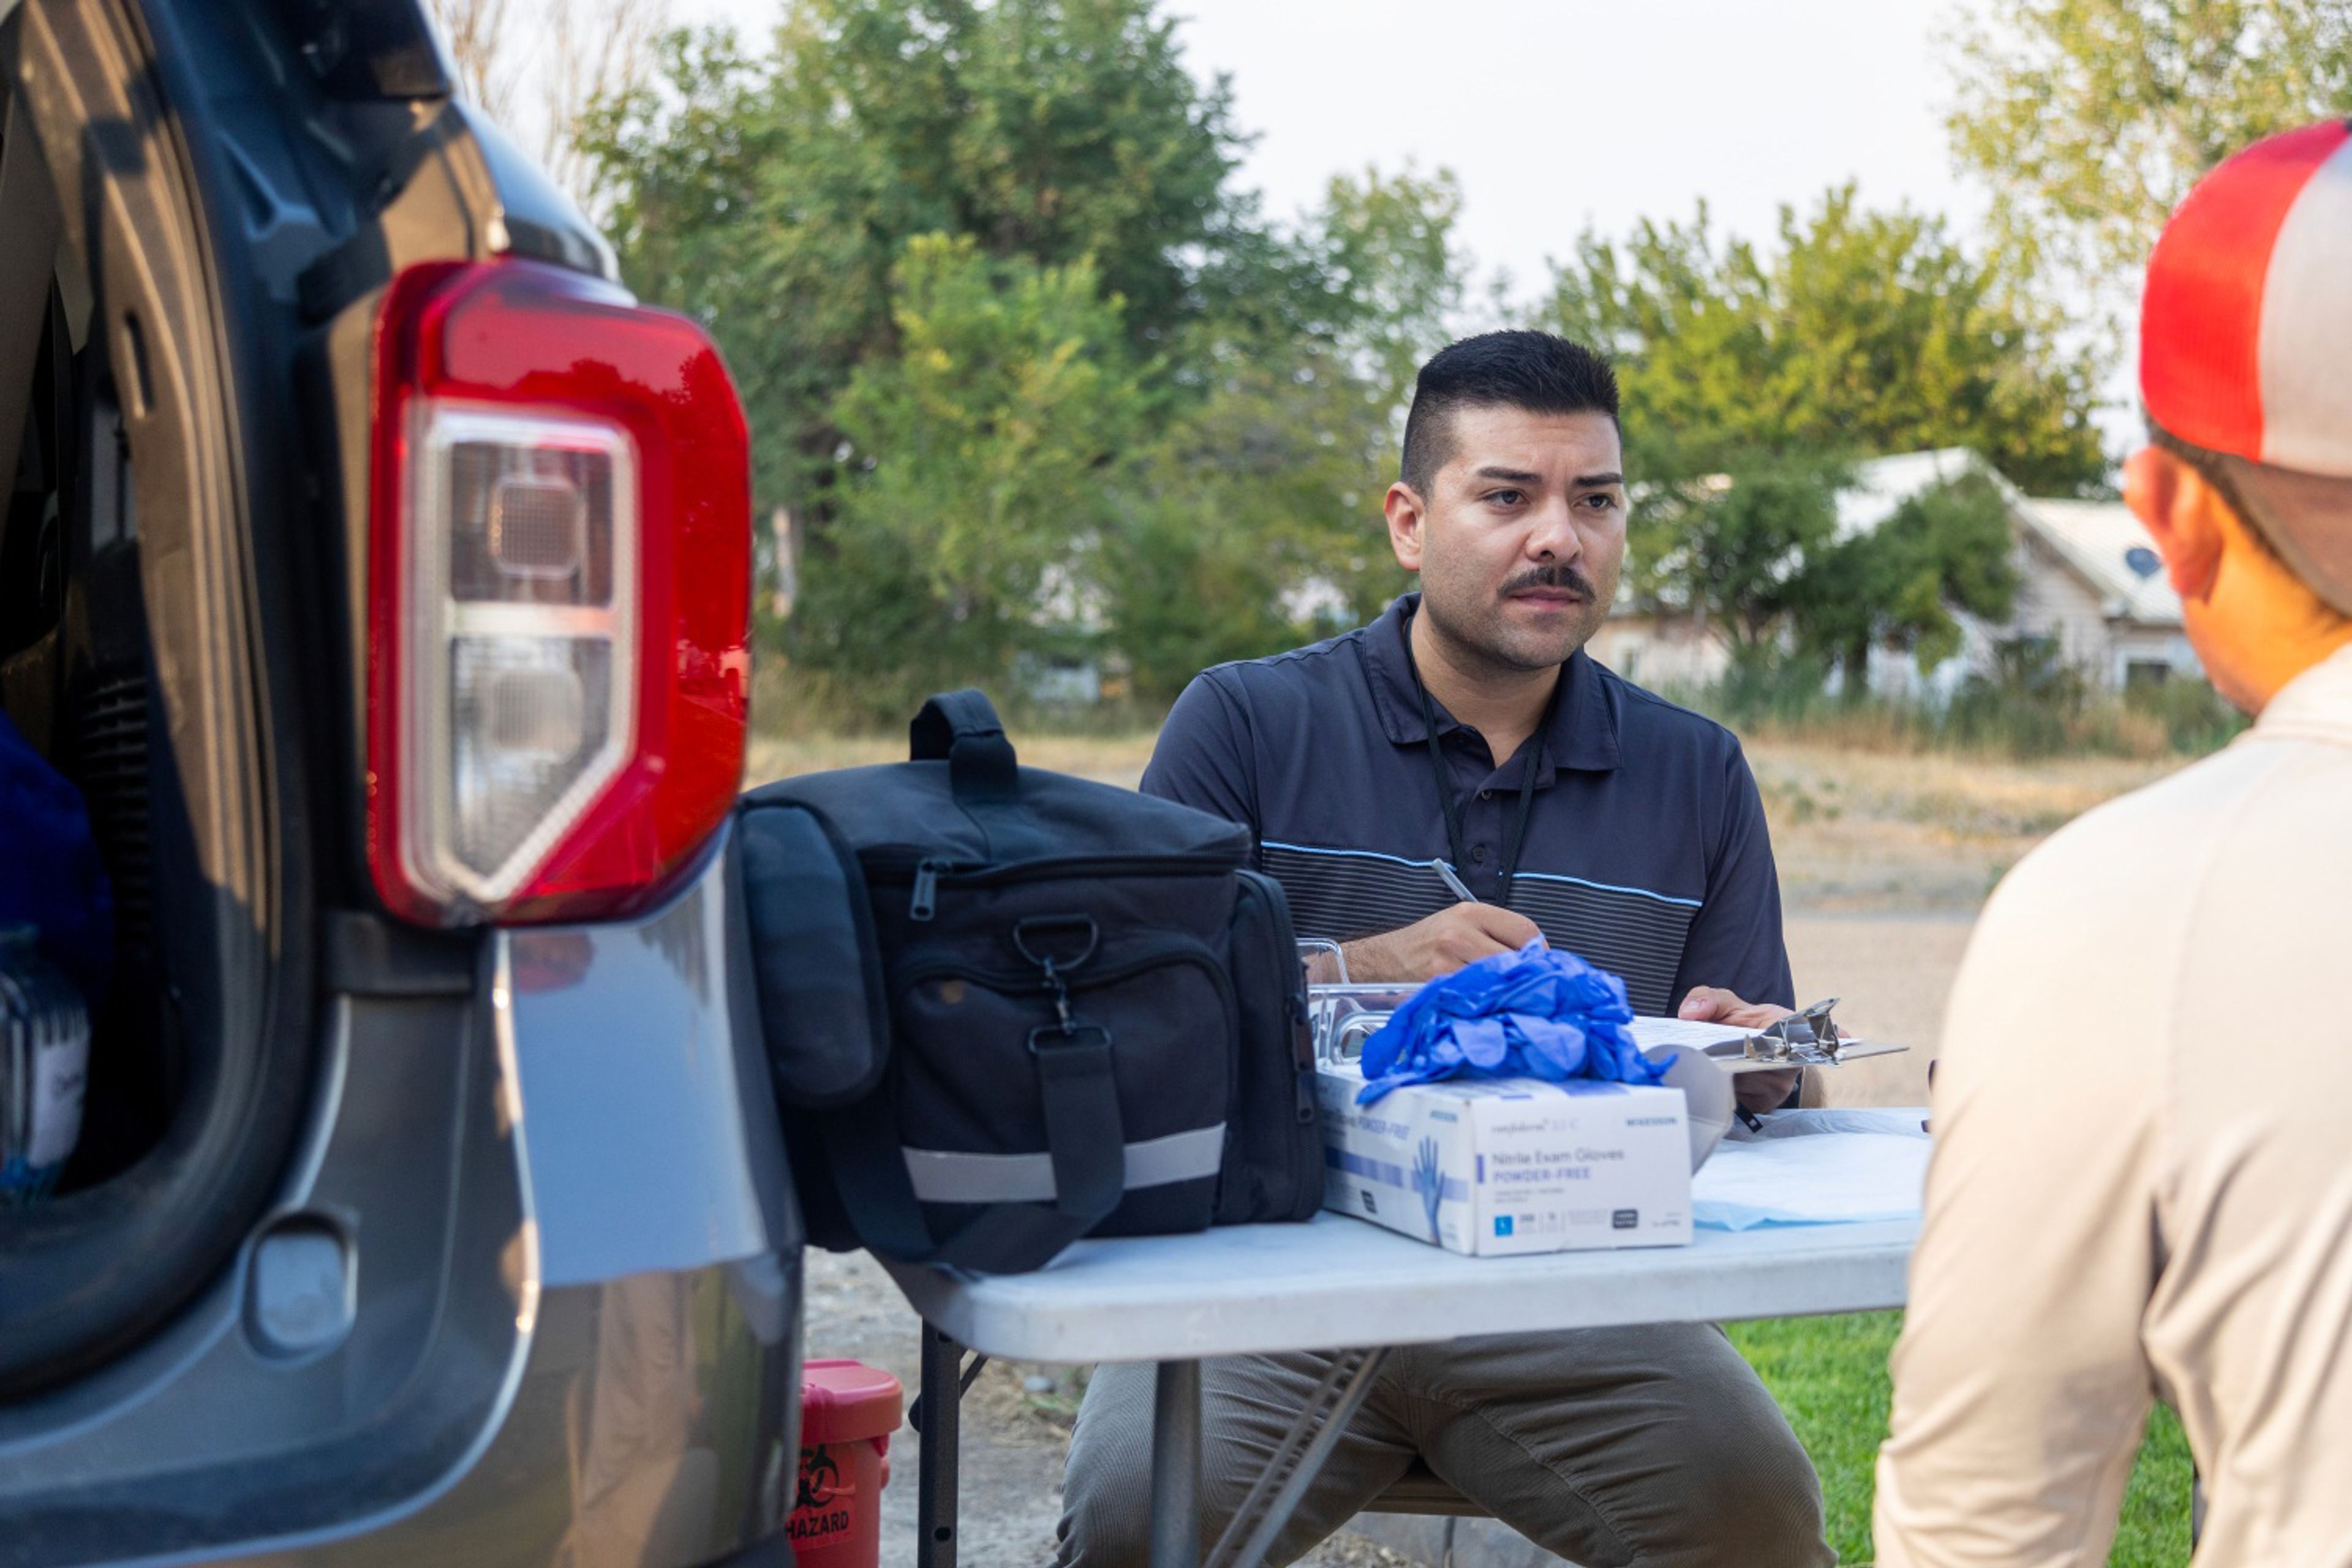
795 1445 840 1512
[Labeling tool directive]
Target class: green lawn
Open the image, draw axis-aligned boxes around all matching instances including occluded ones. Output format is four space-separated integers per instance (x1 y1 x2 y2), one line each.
1727 1312 2195 1566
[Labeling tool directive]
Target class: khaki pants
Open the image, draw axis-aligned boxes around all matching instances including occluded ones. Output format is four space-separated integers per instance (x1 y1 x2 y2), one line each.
1055 1324 1831 1568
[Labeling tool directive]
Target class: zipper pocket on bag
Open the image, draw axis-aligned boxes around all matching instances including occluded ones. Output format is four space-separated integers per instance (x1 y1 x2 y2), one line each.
1234 870 1317 1116
871 853 1242 922
895 940 1242 1101
896 938 1238 1023
908 859 948 921
1235 867 1324 1212
893 940 1241 1183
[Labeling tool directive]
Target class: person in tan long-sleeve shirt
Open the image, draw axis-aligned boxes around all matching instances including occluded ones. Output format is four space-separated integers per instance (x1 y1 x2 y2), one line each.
1877 121 2352 1567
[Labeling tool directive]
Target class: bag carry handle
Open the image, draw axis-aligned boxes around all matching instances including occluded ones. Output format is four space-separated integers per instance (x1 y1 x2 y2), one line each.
910 689 1020 806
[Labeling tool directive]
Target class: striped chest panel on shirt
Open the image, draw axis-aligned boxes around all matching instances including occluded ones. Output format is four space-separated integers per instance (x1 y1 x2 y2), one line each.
1259 840 1701 1016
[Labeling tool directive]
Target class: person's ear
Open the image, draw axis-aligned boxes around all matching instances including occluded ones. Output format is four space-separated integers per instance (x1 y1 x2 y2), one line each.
2125 445 2226 603
1385 481 1427 573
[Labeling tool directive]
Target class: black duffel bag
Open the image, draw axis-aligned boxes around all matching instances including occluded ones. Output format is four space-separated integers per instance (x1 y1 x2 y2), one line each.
736 689 1323 1273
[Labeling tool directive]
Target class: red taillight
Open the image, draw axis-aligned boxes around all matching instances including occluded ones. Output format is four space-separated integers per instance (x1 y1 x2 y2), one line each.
369 260 750 926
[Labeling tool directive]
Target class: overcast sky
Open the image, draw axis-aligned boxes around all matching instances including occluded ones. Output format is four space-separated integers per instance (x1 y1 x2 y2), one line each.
676 0 1986 300
649 0 2143 448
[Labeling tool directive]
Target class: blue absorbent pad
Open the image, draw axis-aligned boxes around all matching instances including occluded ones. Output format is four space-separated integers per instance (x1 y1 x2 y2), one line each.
1357 940 1670 1106
1692 1109 1932 1230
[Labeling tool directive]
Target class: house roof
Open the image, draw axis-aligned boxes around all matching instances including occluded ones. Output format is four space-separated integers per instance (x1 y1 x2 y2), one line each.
2019 499 2183 628
1836 450 2182 629
1832 448 1985 540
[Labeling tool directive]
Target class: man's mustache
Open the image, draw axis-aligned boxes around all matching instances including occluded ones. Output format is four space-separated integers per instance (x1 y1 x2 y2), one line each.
1501 564 1597 600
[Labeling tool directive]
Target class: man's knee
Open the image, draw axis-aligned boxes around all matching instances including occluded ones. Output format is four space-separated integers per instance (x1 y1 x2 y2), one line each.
1671 1388 1829 1568
1055 1468 1152 1567
1055 1480 1152 1568
1440 1325 1830 1568
1054 1363 1156 1567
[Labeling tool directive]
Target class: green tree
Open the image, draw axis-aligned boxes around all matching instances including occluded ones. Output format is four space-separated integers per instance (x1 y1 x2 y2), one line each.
580 0 1253 515
1626 454 1853 654
1314 164 1469 413
1550 186 2093 673
1106 165 1472 698
1547 185 2106 496
1626 459 2022 684
794 235 1152 714
1946 0 2352 309
581 4 1510 708
1800 472 2022 679
1108 344 1396 699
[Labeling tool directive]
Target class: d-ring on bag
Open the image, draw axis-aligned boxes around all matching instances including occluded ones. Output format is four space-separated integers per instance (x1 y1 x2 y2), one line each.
737 690 1323 1273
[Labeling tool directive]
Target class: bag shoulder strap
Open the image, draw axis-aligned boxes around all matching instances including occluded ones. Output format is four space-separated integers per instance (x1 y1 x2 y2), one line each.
821 1025 1125 1273
736 798 891 1109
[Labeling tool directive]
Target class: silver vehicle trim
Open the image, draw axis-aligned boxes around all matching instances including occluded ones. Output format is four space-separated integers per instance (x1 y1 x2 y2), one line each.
486 935 546 1340
500 836 778 1287
278 995 355 1204
83 953 546 1568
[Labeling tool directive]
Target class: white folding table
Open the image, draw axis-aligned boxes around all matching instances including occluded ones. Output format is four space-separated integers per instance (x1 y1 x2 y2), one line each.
887 1207 1918 1568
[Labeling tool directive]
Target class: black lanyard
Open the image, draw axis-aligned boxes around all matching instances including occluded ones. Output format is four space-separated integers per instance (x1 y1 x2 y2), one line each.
1401 619 1562 907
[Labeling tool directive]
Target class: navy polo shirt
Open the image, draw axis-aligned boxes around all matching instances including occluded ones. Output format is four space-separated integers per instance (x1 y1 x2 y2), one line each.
1142 593 1793 1017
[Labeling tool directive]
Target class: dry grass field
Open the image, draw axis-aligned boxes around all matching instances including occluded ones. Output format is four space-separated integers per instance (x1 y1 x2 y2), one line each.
745 729 1159 791
1745 742 2180 914
1744 741 2181 1107
745 726 2181 929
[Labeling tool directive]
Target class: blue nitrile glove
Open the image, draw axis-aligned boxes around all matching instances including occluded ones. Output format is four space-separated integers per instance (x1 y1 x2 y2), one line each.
1356 940 1670 1106
0 709 113 1003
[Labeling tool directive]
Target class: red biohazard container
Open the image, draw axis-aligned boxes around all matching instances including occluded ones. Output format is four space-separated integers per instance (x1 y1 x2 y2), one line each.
791 1358 905 1567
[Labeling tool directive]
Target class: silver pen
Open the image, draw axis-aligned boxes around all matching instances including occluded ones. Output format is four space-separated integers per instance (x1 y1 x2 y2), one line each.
1433 859 1479 904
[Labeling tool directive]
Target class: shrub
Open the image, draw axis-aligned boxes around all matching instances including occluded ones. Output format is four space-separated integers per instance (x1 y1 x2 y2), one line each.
1671 643 2239 762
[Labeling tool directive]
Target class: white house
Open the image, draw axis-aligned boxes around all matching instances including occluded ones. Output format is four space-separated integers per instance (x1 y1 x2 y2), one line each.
1587 449 2199 698
1993 497 2197 689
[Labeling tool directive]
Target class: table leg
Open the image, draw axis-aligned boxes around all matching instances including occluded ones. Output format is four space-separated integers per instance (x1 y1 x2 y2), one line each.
1149 1359 1204 1568
1204 1346 1389 1568
916 1324 963 1568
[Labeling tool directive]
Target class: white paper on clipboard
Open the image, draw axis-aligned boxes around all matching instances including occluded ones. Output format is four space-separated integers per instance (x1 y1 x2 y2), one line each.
1631 1016 1755 1052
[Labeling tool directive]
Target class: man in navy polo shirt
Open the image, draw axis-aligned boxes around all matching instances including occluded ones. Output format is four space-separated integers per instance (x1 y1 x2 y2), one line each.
1055 332 1828 1567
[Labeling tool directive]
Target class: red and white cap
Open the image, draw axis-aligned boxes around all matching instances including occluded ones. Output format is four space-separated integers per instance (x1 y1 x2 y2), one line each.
2142 119 2352 612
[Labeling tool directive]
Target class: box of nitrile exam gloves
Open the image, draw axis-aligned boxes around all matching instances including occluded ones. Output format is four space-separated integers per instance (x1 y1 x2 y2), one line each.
1316 1066 1692 1256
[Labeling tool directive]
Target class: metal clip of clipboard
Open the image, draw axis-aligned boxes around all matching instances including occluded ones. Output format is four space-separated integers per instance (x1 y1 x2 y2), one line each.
1740 997 1848 1065
1692 997 1906 1074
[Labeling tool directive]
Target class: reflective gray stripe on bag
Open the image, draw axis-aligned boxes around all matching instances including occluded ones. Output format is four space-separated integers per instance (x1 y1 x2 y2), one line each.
903 1124 1227 1204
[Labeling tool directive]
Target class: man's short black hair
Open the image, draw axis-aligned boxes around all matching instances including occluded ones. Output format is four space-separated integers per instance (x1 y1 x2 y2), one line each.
1398 331 1621 496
